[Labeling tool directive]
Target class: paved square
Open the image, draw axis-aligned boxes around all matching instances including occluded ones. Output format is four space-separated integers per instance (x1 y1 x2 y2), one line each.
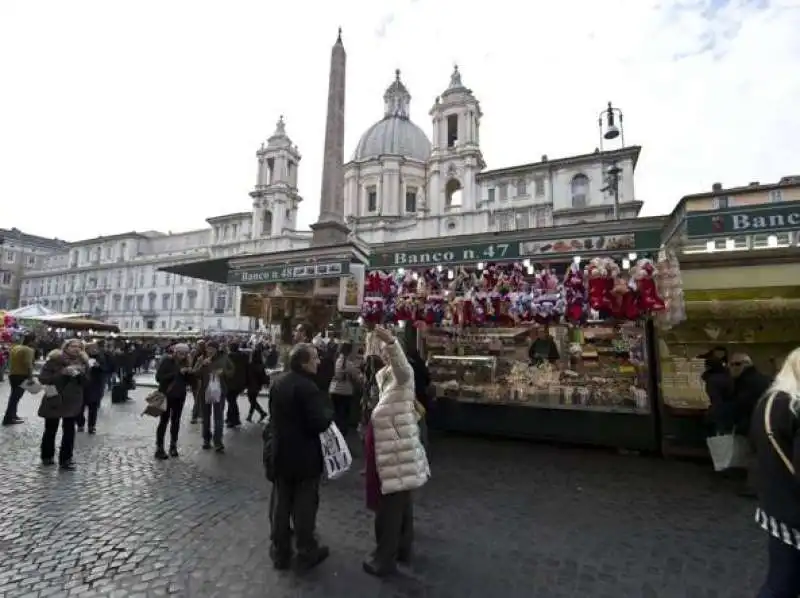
0 382 764 597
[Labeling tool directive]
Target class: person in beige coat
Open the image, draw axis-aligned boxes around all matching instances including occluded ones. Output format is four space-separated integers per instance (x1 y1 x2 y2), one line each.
363 326 430 577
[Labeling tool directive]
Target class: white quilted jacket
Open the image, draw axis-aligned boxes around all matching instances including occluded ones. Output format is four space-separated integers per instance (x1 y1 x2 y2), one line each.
371 342 431 495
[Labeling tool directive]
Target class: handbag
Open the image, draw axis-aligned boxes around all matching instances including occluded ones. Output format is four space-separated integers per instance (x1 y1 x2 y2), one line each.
142 381 176 417
764 393 796 475
706 432 750 472
21 377 43 395
319 422 353 480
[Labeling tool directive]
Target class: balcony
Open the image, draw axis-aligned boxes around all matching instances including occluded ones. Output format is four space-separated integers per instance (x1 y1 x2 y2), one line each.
139 308 158 319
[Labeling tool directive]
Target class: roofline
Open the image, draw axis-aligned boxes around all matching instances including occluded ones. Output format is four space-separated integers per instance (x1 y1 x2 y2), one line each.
476 146 642 180
67 232 148 247
679 178 800 201
205 212 253 224
0 228 68 248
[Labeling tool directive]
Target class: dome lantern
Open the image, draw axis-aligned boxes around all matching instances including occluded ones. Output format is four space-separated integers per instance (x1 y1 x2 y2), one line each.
383 69 411 119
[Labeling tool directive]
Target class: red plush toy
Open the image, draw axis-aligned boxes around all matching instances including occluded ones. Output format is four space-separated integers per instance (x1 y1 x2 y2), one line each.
633 259 666 312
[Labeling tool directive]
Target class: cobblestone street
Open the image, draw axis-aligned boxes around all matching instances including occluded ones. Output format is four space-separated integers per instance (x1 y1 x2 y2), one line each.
0 381 766 597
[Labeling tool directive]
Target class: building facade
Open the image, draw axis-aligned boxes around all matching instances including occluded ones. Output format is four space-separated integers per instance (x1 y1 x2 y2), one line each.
18 61 643 333
0 228 67 310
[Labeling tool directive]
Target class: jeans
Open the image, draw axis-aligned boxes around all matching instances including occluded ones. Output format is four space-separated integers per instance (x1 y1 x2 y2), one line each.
156 396 185 449
225 390 242 425
41 417 76 464
76 402 99 430
758 536 800 597
201 400 224 447
3 374 26 423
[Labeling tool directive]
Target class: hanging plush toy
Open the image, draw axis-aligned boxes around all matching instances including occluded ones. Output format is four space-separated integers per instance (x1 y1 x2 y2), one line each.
585 258 609 311
563 262 587 323
633 258 666 313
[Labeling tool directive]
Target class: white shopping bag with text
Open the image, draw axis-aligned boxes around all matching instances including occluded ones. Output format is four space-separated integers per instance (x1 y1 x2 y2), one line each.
320 422 352 480
706 433 750 472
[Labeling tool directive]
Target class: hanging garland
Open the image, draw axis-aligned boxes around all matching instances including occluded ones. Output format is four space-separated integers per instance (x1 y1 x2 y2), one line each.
361 257 666 327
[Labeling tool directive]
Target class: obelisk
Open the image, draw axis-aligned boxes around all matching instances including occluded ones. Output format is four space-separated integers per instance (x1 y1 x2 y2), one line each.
311 28 350 246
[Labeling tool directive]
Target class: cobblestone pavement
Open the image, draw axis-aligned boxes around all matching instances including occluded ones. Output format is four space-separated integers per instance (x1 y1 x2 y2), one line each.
0 380 766 598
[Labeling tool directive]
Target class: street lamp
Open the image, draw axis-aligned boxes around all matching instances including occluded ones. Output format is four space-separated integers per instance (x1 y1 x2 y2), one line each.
598 101 625 150
601 163 622 220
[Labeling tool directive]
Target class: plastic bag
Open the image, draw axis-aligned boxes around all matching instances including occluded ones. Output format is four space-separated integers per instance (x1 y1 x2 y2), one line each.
319 422 352 480
706 433 750 472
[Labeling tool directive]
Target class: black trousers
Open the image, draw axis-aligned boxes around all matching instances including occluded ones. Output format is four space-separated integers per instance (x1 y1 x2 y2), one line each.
156 396 185 448
270 477 320 559
76 402 100 430
372 490 414 568
41 417 76 464
3 374 27 423
758 535 800 597
246 388 266 419
225 390 242 425
330 393 352 436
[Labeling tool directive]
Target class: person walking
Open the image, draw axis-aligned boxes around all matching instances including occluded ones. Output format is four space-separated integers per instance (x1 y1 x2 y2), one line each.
76 342 108 434
266 343 333 571
224 342 248 428
2 334 36 426
153 343 192 459
193 341 233 453
245 343 268 423
750 347 800 597
37 339 89 470
188 340 207 424
363 326 430 577
328 341 361 437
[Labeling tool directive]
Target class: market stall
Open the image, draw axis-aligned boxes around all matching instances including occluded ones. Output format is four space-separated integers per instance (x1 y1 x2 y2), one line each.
362 221 667 450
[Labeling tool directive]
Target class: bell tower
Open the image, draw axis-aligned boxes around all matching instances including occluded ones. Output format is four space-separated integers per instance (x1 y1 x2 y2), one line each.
250 116 302 237
428 65 485 214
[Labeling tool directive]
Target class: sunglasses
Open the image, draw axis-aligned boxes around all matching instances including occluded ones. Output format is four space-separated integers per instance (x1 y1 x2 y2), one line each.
729 362 745 367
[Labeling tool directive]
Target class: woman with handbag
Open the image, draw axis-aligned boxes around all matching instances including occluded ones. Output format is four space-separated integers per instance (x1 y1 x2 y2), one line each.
153 343 192 459
37 339 89 470
328 342 361 437
750 347 800 597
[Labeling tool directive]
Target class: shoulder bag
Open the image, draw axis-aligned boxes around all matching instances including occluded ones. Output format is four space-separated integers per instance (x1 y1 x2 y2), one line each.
764 393 796 475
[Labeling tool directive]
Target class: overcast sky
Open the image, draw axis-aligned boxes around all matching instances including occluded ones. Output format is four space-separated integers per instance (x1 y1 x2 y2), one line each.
2 0 799 242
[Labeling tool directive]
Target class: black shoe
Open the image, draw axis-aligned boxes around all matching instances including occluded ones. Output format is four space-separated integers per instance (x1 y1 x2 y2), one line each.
59 461 75 471
202 442 211 450
2 417 24 426
41 457 55 466
154 449 169 460
88 427 96 435
214 444 225 454
76 426 84 432
245 414 253 423
169 446 179 458
259 412 267 423
397 550 412 565
362 558 395 577
226 422 240 429
297 546 329 571
270 545 292 571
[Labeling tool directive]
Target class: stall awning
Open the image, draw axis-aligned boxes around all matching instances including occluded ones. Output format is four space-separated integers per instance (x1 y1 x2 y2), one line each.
159 257 233 284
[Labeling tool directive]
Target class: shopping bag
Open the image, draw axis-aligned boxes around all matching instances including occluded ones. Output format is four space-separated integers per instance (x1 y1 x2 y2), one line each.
142 391 167 417
706 433 750 472
21 377 43 394
319 422 352 480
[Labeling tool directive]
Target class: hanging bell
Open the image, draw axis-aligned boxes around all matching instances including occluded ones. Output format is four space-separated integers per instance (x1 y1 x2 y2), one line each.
604 102 620 139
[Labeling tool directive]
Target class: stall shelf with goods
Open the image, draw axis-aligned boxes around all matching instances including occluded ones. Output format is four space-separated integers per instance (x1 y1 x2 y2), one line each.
362 233 666 450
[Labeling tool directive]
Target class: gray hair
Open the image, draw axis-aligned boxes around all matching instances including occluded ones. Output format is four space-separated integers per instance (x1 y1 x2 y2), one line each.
289 343 316 372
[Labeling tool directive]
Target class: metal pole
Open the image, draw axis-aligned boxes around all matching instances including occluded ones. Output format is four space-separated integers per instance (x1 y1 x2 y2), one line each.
167 277 176 330
613 172 620 220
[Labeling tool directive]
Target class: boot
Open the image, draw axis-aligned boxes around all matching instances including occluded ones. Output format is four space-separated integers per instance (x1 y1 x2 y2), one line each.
155 447 168 460
169 444 179 457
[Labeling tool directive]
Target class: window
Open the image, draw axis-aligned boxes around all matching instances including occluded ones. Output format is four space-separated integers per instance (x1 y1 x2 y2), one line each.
769 190 783 203
26 254 36 267
136 295 144 310
367 187 378 213
713 196 729 209
571 174 589 208
498 183 508 201
162 294 170 310
445 179 463 208
138 271 145 287
148 293 156 310
105 246 112 259
516 179 527 196
534 176 545 197
5 251 14 263
215 291 226 312
175 293 183 310
164 273 172 286
405 188 417 213
1 272 11 285
231 224 238 238
124 295 134 311
151 271 157 286
113 295 121 312
160 320 166 330
497 211 513 232
187 290 197 310
446 114 458 148
487 188 495 202
515 209 530 229
262 210 273 236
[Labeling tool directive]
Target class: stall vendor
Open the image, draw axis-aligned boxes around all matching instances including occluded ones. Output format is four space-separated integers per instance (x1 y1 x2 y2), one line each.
529 327 560 366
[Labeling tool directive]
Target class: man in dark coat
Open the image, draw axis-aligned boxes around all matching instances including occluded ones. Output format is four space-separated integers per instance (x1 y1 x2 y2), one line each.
701 347 735 434
265 343 333 571
223 342 248 428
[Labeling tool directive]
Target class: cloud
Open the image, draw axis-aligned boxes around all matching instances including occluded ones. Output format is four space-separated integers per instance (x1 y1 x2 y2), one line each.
0 0 799 240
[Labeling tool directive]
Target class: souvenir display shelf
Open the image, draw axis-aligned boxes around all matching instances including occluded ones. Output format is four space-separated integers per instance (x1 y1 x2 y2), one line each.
424 323 651 415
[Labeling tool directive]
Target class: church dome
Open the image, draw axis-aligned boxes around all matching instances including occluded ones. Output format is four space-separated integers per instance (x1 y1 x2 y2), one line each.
351 70 431 163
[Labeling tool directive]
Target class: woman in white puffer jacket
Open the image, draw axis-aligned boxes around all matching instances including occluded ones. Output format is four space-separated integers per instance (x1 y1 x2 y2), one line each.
363 326 430 577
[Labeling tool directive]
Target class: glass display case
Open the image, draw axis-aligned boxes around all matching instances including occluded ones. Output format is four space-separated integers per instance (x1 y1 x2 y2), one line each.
423 323 652 414
428 355 497 401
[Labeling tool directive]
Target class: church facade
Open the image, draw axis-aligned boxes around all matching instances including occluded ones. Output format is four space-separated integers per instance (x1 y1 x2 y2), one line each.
18 40 643 333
